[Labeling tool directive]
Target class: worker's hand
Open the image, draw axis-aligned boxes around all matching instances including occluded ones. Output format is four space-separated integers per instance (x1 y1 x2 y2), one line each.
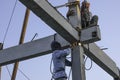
70 42 78 49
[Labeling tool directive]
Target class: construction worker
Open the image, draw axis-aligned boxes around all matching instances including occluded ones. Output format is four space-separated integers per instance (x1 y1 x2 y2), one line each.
67 0 98 29
51 41 71 80
81 0 98 28
81 0 91 28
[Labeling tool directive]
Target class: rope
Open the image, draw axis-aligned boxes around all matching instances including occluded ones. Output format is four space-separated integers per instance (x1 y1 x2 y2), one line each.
2 0 18 44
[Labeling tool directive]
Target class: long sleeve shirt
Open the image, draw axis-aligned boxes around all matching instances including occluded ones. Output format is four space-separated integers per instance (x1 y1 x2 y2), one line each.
52 48 71 79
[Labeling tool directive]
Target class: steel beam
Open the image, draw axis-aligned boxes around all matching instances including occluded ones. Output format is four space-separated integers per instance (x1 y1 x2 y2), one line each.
0 34 69 66
72 46 86 80
83 43 120 78
1 0 120 79
0 35 119 79
19 0 79 43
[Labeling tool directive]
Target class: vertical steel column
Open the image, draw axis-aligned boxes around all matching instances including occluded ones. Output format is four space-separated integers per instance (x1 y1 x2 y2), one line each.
72 46 86 80
0 43 3 80
67 0 86 80
11 8 30 80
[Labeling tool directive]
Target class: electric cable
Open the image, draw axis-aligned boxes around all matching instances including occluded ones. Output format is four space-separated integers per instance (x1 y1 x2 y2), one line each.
6 65 31 80
50 56 54 80
50 34 57 80
2 0 18 44
84 56 93 70
50 57 53 75
68 68 72 80
6 65 11 78
67 48 73 80
18 68 31 80
2 1 18 79
84 44 93 71
11 64 31 80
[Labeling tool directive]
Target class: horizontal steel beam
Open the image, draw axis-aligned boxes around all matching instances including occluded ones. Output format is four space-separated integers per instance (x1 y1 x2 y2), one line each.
0 34 119 78
0 34 69 66
19 0 79 43
3 0 119 79
83 43 120 78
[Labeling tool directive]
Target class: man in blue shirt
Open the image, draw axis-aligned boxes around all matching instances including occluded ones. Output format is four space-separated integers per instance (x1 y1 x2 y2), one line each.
51 41 71 80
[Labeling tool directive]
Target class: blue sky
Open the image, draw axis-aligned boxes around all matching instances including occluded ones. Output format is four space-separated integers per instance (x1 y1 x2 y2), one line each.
0 0 120 80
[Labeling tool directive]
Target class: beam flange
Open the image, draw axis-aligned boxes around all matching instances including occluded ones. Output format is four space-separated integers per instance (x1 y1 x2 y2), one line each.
19 0 79 43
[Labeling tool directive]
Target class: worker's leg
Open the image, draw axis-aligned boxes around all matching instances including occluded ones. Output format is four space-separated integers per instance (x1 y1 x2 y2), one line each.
90 15 98 27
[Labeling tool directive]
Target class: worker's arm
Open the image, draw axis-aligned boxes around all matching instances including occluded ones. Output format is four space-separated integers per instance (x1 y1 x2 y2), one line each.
60 48 71 57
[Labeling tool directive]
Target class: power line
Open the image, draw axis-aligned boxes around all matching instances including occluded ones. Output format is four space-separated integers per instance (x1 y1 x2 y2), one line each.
18 68 31 80
2 0 18 44
3 1 30 79
3 0 18 78
6 66 12 78
6 65 31 80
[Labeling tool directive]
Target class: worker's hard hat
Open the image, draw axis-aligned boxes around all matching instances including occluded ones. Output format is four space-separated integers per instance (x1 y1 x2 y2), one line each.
51 41 61 51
